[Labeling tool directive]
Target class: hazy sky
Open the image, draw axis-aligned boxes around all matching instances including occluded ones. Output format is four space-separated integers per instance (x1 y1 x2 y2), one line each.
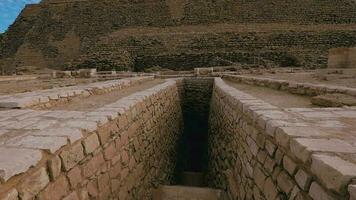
0 0 41 33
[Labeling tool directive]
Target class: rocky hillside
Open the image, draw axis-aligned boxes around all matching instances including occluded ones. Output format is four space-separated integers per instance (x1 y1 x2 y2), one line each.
2 0 356 72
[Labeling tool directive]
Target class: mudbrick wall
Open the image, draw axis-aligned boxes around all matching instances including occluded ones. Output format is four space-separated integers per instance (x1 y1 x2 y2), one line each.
208 78 356 200
0 79 183 200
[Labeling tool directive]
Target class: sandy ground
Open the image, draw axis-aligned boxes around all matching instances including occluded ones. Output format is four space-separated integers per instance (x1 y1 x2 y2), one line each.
224 80 317 108
49 79 165 111
0 78 96 95
247 72 356 88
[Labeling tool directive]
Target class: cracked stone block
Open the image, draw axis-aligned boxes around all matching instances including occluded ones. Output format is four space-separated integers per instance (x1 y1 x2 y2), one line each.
0 147 42 182
311 154 356 193
6 135 68 154
60 143 85 171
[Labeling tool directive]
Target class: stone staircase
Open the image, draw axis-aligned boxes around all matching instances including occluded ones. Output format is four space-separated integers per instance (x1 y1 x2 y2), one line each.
152 185 227 200
153 171 228 200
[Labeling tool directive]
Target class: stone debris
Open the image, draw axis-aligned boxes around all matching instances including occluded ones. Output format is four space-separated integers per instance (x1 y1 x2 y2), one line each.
311 93 356 107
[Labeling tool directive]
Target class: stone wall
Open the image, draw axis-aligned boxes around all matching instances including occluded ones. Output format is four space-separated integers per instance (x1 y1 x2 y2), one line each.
0 80 183 200
223 74 356 98
208 78 356 200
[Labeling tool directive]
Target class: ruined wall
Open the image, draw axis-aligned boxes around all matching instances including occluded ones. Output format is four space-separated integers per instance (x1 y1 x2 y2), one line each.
0 80 183 200
207 78 354 199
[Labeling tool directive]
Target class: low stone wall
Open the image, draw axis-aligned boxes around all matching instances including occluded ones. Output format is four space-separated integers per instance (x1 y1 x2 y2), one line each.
208 78 356 200
0 80 183 200
223 74 356 97
0 76 154 109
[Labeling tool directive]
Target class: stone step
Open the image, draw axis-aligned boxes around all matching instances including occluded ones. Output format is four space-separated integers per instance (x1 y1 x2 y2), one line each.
180 171 205 187
152 185 227 200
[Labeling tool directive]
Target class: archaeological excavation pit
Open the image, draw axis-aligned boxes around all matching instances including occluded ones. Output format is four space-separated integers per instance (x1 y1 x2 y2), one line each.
0 76 355 200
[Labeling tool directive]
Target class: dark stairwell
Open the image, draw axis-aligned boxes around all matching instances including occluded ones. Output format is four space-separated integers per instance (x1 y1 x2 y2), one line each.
153 78 227 200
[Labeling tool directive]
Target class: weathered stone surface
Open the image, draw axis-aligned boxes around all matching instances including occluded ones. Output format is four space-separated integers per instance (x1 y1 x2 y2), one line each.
309 182 336 200
349 185 356 200
311 93 356 107
0 147 42 182
37 175 70 200
6 135 68 153
82 133 100 154
294 169 312 191
60 143 85 171
48 155 62 181
0 189 18 200
17 168 50 200
311 154 356 193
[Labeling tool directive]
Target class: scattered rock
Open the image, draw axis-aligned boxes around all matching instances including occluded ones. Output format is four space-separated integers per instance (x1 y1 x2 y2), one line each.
311 93 356 107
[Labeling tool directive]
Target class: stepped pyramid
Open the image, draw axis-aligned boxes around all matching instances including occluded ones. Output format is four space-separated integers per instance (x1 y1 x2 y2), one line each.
1 0 356 72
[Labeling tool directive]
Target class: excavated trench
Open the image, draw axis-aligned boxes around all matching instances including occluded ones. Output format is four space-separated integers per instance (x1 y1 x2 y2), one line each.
174 78 214 187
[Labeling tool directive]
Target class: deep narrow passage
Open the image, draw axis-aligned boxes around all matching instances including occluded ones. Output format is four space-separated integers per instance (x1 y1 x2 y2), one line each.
174 78 214 187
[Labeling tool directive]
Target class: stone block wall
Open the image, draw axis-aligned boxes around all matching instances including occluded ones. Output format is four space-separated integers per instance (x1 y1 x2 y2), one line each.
0 80 183 200
223 74 356 97
207 78 356 199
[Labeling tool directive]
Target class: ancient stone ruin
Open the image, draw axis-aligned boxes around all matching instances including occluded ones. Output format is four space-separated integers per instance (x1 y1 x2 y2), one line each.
1 0 356 200
2 0 356 72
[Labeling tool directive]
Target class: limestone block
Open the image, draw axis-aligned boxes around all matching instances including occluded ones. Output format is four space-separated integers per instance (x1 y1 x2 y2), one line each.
0 189 18 200
265 140 276 157
311 154 356 193
17 167 50 200
67 166 82 189
32 127 83 144
294 169 312 191
263 177 278 200
277 171 295 194
37 175 70 200
48 156 62 181
0 147 42 182
349 185 356 200
82 133 100 154
309 182 336 200
283 156 297 176
6 135 68 154
62 192 80 200
60 143 85 171
61 120 97 132
291 138 356 163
